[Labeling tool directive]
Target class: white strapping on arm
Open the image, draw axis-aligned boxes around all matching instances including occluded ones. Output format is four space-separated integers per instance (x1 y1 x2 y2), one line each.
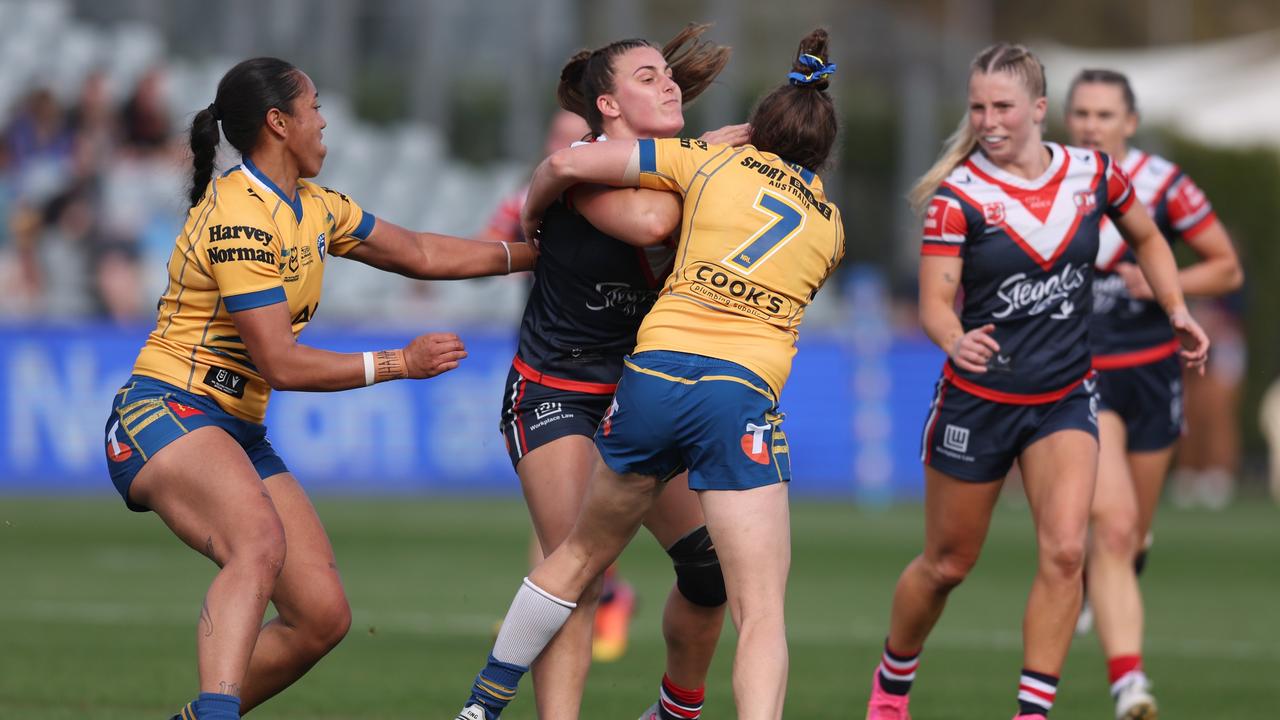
622 143 641 186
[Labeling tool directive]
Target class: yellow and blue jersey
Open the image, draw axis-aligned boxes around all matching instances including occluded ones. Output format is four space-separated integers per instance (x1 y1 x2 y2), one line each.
633 138 845 397
130 157 375 423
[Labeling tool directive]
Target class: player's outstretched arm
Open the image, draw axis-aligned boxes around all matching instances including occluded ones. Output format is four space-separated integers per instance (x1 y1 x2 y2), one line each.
342 217 537 279
1114 203 1210 370
523 140 642 241
568 184 680 247
231 300 467 391
920 254 999 374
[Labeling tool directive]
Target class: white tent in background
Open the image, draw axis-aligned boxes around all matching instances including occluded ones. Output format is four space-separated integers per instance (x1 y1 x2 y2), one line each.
1039 30 1280 148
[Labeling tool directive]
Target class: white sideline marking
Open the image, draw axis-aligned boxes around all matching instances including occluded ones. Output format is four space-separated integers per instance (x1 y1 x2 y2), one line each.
5 600 1276 662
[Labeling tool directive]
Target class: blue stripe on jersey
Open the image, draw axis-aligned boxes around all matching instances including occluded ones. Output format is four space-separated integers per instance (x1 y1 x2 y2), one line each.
352 210 376 240
638 139 657 173
224 286 287 312
788 162 816 185
243 156 304 223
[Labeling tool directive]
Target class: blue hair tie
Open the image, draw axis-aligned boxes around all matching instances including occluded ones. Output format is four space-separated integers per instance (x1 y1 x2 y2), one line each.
787 53 837 86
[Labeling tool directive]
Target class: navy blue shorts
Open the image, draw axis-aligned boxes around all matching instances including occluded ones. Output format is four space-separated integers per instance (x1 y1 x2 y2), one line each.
1096 356 1183 452
920 375 1100 483
498 365 613 469
594 351 790 491
104 375 289 512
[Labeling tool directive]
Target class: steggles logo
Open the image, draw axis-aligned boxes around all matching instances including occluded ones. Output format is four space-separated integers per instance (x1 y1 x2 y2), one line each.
993 264 1087 319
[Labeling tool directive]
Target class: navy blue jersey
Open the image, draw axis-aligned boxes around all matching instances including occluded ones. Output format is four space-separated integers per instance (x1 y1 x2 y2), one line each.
1091 149 1217 367
921 143 1134 403
513 198 675 393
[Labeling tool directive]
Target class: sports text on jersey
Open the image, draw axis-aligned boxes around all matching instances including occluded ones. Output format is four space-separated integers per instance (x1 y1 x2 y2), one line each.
208 224 274 246
685 263 790 319
738 155 833 220
206 246 276 265
994 263 1086 319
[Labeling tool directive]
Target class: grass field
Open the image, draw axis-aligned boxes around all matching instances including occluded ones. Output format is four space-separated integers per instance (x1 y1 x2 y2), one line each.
1 496 1275 719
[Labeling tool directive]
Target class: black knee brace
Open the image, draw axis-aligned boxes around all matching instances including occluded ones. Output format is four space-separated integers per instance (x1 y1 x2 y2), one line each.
666 525 726 607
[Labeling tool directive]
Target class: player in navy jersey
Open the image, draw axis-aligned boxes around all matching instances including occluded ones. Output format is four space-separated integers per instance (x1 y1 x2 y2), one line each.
863 44 1208 720
1064 68 1242 719
494 25 747 720
478 108 651 668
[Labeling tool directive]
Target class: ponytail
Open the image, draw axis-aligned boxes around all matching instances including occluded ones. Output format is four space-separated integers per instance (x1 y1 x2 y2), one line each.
188 105 221 207
556 50 594 123
908 115 977 214
186 57 305 207
747 28 839 172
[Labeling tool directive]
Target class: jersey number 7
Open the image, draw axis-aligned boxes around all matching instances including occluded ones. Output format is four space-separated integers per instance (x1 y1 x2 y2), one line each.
724 189 807 274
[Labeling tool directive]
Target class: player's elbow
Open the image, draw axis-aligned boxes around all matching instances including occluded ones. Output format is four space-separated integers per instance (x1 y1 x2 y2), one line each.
1224 261 1244 292
545 148 577 182
260 366 298 391
256 354 301 391
636 211 677 247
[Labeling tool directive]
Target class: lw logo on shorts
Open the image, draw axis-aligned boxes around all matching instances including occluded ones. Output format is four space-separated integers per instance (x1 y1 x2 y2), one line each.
534 402 563 421
741 422 772 465
943 424 970 454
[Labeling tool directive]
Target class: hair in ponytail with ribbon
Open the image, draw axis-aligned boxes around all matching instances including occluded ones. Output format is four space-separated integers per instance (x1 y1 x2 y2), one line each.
187 57 306 207
747 28 838 172
557 23 730 136
908 42 1046 214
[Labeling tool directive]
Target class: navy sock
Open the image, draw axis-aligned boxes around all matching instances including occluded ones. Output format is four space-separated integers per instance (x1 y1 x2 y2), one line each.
877 641 921 696
1017 668 1058 717
192 692 240 719
466 654 528 719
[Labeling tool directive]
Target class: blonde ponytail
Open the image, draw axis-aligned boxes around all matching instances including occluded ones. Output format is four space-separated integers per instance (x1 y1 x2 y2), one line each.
909 114 978 214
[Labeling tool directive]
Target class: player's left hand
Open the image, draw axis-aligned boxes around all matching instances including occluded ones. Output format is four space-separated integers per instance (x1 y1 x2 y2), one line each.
699 123 751 147
1169 306 1210 374
1115 261 1154 300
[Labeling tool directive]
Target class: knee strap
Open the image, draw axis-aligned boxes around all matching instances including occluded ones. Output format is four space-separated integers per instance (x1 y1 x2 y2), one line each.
666 525 726 607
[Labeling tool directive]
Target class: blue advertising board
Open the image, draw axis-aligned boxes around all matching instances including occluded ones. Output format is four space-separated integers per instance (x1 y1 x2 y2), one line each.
0 323 944 500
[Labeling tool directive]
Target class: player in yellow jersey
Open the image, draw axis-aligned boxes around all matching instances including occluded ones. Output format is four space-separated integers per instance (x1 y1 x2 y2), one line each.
101 57 535 720
453 29 843 720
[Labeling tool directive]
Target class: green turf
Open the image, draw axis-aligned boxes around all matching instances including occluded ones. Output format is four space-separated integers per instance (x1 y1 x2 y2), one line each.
0 497 1275 718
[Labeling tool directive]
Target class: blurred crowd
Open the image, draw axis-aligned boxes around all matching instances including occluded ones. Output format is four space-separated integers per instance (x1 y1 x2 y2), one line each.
0 68 189 323
0 60 1266 506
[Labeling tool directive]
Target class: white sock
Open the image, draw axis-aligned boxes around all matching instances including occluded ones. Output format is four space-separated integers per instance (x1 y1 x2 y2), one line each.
491 577 576 667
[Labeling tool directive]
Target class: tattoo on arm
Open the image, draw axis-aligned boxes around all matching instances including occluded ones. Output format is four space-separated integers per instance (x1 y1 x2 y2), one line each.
943 271 957 285
373 349 407 382
199 600 214 638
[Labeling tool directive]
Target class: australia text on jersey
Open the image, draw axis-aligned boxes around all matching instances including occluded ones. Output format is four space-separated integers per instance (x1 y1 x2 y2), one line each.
739 155 833 220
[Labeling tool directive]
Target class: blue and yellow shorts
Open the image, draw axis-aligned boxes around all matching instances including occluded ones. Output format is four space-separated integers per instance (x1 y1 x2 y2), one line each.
104 375 288 511
594 350 790 491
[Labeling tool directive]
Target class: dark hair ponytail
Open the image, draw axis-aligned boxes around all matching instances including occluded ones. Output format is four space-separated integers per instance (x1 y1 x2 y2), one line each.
186 57 305 207
747 28 838 172
188 105 221 206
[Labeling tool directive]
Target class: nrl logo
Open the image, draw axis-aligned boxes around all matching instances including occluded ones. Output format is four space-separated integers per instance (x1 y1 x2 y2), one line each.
983 202 1006 225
